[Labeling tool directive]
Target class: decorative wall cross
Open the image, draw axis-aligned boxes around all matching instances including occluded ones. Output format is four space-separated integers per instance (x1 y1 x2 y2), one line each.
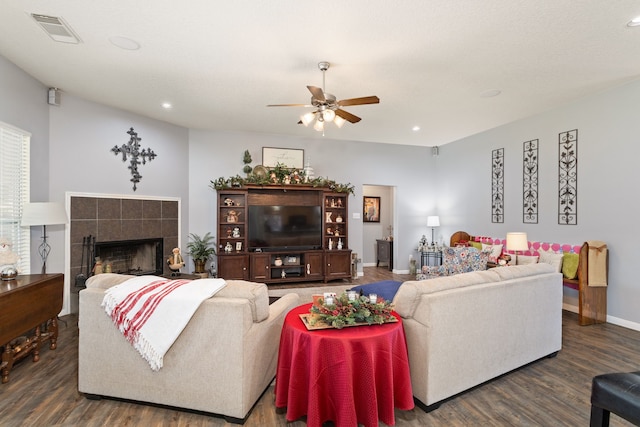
111 127 157 191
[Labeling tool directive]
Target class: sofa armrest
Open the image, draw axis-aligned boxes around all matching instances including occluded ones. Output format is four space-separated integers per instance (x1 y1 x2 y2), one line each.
266 293 300 320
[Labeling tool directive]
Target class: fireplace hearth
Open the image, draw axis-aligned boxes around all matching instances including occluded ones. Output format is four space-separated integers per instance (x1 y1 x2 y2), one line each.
94 238 163 276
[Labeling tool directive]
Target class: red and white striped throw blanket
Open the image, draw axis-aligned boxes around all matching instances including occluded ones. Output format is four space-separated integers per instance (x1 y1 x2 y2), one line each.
102 275 226 371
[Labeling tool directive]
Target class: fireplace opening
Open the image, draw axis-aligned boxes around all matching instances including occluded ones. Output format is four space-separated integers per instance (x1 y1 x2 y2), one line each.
94 238 164 276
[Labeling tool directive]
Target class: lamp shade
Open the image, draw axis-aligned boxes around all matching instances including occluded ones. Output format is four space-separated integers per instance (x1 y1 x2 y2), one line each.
506 232 528 252
427 216 440 227
21 202 68 226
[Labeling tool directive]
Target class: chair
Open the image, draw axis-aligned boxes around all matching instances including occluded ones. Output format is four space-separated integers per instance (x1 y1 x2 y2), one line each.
449 231 471 247
416 246 490 280
590 371 640 426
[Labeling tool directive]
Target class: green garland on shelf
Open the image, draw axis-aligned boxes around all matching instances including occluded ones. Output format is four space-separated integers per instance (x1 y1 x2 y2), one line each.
209 162 355 195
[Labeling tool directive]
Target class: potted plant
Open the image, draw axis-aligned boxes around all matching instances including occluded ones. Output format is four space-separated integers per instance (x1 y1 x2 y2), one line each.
187 232 216 274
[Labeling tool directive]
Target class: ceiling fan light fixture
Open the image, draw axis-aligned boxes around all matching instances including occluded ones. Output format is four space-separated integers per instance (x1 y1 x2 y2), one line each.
333 115 346 128
300 112 315 126
323 109 336 122
313 119 324 132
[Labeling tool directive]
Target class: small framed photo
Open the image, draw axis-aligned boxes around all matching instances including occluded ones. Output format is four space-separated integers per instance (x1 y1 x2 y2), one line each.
262 147 304 169
363 196 380 223
235 241 242 251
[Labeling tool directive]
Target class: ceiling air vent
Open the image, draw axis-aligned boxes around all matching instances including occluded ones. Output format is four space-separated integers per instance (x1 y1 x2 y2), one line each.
30 14 81 44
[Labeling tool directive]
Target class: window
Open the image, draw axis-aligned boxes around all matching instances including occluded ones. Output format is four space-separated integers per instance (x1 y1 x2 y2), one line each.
0 121 31 273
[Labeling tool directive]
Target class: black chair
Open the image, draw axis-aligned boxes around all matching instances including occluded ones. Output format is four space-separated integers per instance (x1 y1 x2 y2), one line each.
590 371 640 426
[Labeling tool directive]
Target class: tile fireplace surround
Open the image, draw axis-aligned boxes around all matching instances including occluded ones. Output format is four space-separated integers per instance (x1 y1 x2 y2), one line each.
69 196 180 283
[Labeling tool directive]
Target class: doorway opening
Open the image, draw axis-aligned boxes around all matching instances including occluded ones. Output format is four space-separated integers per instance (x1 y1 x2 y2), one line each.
362 185 396 271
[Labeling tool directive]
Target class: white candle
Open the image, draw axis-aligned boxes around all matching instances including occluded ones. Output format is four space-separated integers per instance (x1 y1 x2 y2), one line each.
369 293 378 304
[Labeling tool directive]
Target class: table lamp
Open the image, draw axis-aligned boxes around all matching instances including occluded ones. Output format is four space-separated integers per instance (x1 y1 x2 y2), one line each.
21 202 68 274
427 216 440 246
506 232 528 257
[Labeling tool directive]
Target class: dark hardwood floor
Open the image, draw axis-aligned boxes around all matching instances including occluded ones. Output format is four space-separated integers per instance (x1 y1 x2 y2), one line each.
2 267 639 426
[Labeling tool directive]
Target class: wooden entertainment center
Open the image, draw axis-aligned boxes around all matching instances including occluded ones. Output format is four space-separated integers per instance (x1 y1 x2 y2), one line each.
217 186 352 284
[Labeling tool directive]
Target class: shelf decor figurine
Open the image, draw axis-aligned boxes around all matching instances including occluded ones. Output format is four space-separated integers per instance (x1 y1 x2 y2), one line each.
0 237 19 280
166 247 185 276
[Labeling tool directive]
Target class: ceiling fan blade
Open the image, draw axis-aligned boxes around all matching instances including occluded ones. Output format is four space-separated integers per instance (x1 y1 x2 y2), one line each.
307 85 325 102
335 109 362 123
267 103 313 107
337 96 380 107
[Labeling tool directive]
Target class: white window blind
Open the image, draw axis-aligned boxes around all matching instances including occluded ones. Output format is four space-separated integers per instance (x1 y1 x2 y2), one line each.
0 121 31 273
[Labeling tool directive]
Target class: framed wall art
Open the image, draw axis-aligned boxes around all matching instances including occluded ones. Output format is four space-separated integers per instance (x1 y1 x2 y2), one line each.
558 129 578 225
262 147 304 169
363 196 380 223
491 148 504 223
523 139 539 224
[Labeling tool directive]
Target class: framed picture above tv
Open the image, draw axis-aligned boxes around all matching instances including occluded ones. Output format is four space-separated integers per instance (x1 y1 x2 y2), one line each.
363 196 380 223
262 147 304 169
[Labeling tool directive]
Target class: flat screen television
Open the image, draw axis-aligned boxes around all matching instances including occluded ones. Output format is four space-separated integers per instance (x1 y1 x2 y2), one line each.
248 205 322 251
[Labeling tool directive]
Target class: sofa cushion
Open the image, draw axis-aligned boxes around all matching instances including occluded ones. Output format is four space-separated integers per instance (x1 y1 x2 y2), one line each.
516 254 539 265
86 275 270 322
86 273 135 290
539 250 564 273
490 262 554 281
394 270 500 318
216 280 270 322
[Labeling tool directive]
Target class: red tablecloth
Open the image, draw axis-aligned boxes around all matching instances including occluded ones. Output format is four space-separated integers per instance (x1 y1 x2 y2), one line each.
275 303 414 427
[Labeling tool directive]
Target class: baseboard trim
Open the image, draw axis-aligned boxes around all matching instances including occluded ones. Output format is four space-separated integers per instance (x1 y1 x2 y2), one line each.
563 302 640 332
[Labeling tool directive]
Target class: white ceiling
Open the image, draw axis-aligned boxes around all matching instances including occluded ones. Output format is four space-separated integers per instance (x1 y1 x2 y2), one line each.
2 1 640 147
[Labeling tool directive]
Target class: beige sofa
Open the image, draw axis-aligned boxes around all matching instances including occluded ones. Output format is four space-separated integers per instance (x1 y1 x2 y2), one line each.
393 263 563 410
78 274 299 423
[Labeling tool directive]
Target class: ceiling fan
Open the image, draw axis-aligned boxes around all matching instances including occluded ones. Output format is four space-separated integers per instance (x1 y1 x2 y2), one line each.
267 61 380 132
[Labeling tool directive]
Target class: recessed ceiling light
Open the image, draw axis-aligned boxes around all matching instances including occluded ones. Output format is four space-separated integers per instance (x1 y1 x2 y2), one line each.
627 16 640 27
412 126 420 131
109 36 140 50
480 89 502 98
161 102 172 109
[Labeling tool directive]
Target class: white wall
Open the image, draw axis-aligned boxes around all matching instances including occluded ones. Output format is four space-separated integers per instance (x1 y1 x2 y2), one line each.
47 95 190 314
436 78 640 328
0 55 51 275
188 130 434 274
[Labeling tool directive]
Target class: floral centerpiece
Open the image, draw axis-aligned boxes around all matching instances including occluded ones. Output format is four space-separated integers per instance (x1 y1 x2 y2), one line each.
308 292 395 329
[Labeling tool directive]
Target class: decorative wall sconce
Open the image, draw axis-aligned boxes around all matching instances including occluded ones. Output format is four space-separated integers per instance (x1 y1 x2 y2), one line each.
111 127 157 191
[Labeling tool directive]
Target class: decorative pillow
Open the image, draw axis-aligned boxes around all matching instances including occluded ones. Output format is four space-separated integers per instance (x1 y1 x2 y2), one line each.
469 241 483 250
516 254 539 265
562 253 580 279
481 243 503 261
443 247 490 275
539 250 564 273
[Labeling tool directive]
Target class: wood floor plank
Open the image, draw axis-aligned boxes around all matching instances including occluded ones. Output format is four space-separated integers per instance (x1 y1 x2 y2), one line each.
1 267 639 426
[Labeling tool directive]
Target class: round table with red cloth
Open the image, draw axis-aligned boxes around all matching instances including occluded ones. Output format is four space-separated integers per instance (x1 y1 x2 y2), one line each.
275 303 414 427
